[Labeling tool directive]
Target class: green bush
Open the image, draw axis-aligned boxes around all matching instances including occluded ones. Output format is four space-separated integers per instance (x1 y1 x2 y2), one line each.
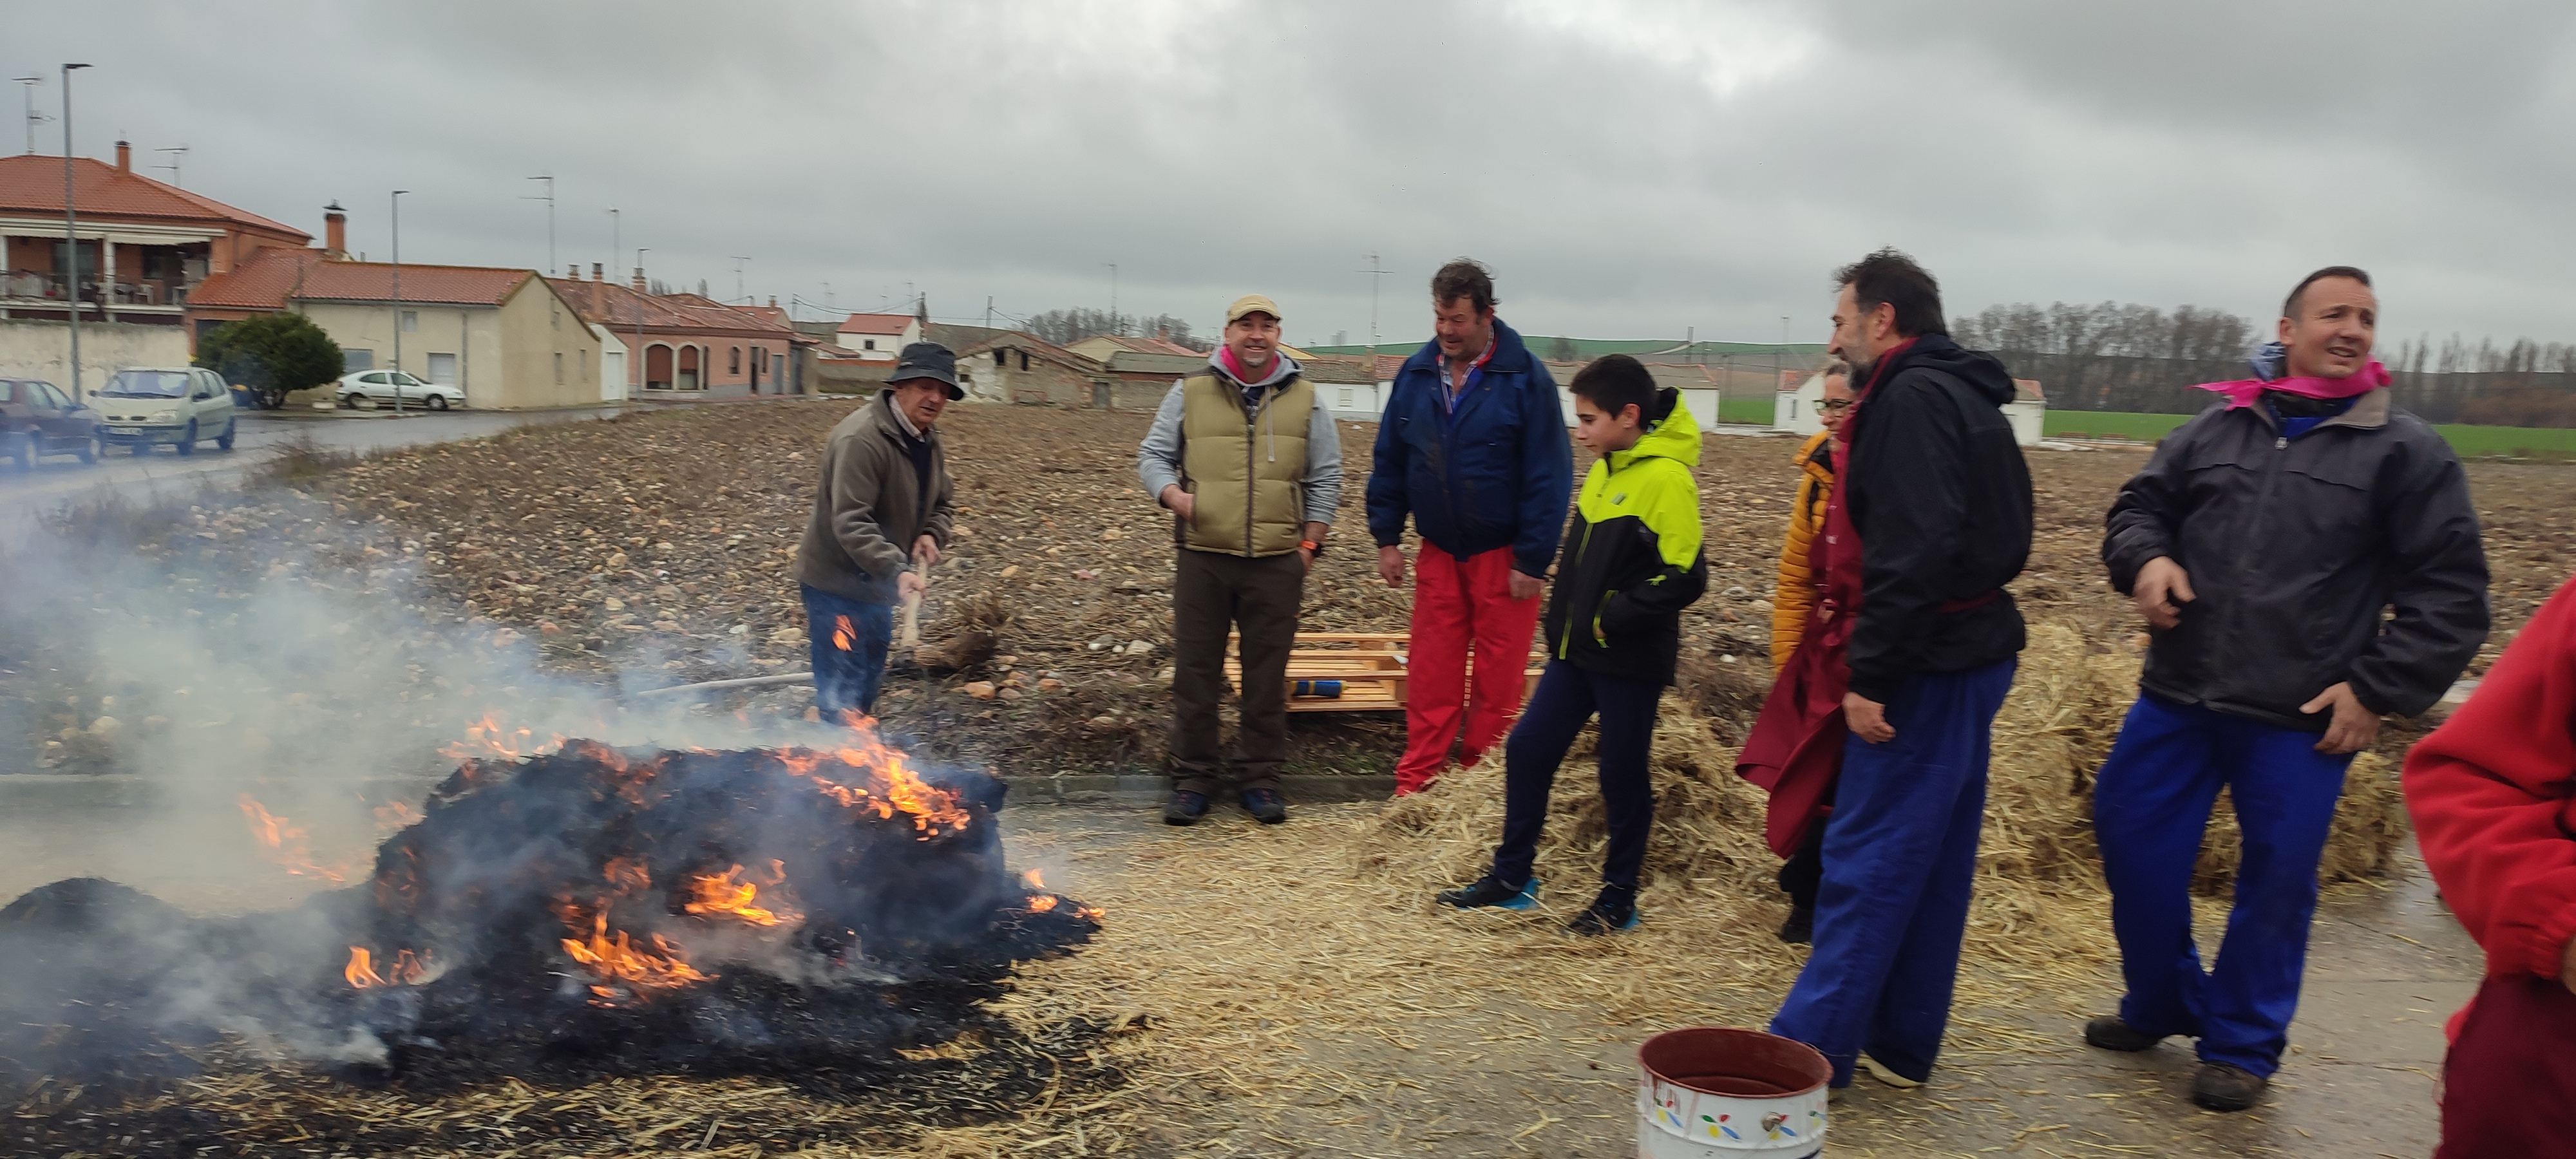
196 313 344 410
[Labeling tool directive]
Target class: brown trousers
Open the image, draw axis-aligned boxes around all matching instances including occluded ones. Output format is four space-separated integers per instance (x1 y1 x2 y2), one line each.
1169 547 1304 795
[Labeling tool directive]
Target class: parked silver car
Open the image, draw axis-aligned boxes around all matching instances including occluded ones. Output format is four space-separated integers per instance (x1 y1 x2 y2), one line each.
95 368 238 455
335 370 464 411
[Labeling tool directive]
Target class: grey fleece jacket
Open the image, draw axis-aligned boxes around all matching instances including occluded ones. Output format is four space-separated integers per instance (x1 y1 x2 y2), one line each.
1135 350 1342 527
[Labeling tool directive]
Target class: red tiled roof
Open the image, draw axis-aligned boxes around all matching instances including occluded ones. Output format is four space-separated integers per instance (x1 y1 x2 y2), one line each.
0 155 308 240
954 332 1101 372
190 248 536 308
837 312 913 335
549 278 797 339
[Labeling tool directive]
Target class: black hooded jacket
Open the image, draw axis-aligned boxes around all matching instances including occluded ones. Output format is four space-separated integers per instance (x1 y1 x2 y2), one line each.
2101 388 2488 729
1841 334 2034 702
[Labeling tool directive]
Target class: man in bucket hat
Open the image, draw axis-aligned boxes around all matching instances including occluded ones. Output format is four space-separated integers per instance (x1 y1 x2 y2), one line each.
1137 294 1343 825
795 341 961 719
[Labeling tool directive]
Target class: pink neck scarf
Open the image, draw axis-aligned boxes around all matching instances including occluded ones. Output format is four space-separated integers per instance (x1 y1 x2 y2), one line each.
2195 361 2389 410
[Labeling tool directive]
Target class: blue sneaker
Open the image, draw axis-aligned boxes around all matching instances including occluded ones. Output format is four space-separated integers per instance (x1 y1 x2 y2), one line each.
1566 890 1641 936
1436 874 1540 912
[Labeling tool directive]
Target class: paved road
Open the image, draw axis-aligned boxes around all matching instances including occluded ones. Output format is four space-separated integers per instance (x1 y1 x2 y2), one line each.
0 406 625 541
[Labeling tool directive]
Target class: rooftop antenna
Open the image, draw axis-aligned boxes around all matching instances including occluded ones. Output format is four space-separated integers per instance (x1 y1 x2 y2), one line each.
152 144 187 186
1359 251 1389 369
523 174 555 274
12 76 44 156
730 256 751 304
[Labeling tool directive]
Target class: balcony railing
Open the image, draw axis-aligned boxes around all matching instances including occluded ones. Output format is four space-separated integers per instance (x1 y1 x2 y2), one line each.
0 269 191 307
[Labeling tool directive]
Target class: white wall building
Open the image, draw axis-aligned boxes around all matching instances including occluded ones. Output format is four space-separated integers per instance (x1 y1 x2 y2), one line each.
832 313 916 361
1774 369 2049 447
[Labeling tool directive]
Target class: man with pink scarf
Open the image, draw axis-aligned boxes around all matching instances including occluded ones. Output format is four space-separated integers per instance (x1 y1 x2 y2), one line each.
2084 266 2488 1111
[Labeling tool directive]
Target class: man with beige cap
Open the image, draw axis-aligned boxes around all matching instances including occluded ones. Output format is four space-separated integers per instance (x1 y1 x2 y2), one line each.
1136 294 1343 825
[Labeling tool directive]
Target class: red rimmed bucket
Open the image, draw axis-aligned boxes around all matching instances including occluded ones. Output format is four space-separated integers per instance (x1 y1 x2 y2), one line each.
1636 1026 1831 1157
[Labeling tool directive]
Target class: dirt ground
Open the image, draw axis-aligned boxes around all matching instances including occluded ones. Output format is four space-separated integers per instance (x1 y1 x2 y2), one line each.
8 397 2573 1156
45 395 2548 778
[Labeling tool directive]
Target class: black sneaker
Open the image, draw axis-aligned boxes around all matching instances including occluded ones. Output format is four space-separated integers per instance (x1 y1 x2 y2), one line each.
1162 789 1209 826
1239 787 1288 825
2083 1015 2166 1053
1566 890 1641 937
2190 1062 2266 1112
1778 903 1814 945
1435 874 1540 911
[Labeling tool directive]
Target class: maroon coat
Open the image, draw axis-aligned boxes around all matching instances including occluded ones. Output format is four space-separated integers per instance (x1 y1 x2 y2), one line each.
1737 436 1865 857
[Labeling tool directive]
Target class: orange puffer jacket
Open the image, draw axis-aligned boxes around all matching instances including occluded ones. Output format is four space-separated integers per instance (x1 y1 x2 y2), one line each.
1770 431 1835 671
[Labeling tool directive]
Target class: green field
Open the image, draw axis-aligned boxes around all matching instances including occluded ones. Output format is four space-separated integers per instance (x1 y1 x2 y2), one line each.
2044 410 2576 458
1719 395 1774 425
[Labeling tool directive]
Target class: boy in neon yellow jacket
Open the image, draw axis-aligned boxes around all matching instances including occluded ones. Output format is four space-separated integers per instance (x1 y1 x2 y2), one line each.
1437 355 1709 934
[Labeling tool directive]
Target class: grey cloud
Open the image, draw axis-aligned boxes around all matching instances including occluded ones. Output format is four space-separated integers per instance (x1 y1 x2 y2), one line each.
7 0 2568 351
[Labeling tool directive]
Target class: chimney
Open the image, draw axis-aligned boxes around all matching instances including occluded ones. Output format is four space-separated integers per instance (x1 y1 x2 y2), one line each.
631 267 647 292
768 296 777 307
592 262 604 282
323 202 348 259
114 140 131 172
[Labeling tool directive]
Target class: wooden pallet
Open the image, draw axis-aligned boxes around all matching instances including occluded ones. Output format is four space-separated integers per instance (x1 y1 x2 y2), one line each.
1222 632 1544 713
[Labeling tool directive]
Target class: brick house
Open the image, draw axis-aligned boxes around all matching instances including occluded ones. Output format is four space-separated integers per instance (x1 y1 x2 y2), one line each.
548 267 797 399
0 141 309 326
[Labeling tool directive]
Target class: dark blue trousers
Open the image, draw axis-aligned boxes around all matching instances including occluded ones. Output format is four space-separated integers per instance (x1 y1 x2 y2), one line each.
1770 659 2016 1087
2094 693 2353 1077
802 583 893 717
1490 660 1661 898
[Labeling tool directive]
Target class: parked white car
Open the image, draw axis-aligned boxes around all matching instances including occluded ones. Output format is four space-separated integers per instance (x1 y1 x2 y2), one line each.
95 367 238 455
336 370 464 411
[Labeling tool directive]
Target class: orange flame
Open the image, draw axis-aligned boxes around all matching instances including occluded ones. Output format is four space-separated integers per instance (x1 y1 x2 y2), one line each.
372 800 422 833
238 796 353 884
440 713 568 762
683 863 802 927
558 907 712 1003
832 615 855 652
1027 894 1059 914
345 946 430 988
772 718 972 836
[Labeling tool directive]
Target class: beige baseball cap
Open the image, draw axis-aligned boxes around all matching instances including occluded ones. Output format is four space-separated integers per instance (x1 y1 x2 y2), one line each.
1226 294 1282 324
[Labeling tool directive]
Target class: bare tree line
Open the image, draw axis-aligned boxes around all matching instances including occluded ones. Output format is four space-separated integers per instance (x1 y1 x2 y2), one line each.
1953 301 2576 425
1019 308 1213 352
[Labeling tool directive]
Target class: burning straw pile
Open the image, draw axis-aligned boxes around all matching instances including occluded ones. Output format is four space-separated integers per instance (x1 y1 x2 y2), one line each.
0 724 1112 1155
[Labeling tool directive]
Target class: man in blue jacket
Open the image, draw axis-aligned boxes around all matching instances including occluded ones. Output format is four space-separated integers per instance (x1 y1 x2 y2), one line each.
1367 259 1574 795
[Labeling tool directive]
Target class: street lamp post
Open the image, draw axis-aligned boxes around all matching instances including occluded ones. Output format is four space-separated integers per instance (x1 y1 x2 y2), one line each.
391 189 409 417
61 63 90 403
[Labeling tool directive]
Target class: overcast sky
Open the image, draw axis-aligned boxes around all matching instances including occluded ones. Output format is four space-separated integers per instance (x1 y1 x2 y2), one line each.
9 0 2571 349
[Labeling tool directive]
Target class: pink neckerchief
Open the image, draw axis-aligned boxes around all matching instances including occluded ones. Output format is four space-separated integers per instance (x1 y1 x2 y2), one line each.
1218 344 1277 386
2195 361 2390 410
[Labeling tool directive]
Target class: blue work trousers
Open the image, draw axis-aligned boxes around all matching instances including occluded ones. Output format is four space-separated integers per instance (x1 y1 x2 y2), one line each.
1770 659 2016 1088
802 583 893 719
1490 660 1662 899
2094 693 2353 1077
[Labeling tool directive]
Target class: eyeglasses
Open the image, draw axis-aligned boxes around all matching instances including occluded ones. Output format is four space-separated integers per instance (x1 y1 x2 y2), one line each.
1817 399 1854 412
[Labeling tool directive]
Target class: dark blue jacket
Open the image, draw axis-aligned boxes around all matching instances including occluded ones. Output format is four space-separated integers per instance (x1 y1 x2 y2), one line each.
1365 319 1573 576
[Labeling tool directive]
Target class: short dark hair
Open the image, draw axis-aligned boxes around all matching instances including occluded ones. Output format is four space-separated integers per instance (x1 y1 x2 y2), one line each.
1569 354 1656 422
1430 258 1495 313
1834 247 1946 337
2283 265 2372 318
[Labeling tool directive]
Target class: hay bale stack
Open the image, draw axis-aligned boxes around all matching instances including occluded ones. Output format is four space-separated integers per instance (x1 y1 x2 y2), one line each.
1357 619 2410 971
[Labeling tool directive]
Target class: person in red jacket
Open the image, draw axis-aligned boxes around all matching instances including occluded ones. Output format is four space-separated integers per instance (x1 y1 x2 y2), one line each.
2403 573 2576 1156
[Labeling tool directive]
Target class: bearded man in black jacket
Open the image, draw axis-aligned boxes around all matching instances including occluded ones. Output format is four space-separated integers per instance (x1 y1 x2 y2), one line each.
1768 249 2034 1091
2083 267 2488 1113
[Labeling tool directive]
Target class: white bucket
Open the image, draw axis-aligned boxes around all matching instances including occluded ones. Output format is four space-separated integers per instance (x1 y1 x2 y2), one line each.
1635 1026 1830 1157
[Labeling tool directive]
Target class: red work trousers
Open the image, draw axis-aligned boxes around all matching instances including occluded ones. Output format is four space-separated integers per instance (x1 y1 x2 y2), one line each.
2437 973 2576 1156
1395 545 1544 794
